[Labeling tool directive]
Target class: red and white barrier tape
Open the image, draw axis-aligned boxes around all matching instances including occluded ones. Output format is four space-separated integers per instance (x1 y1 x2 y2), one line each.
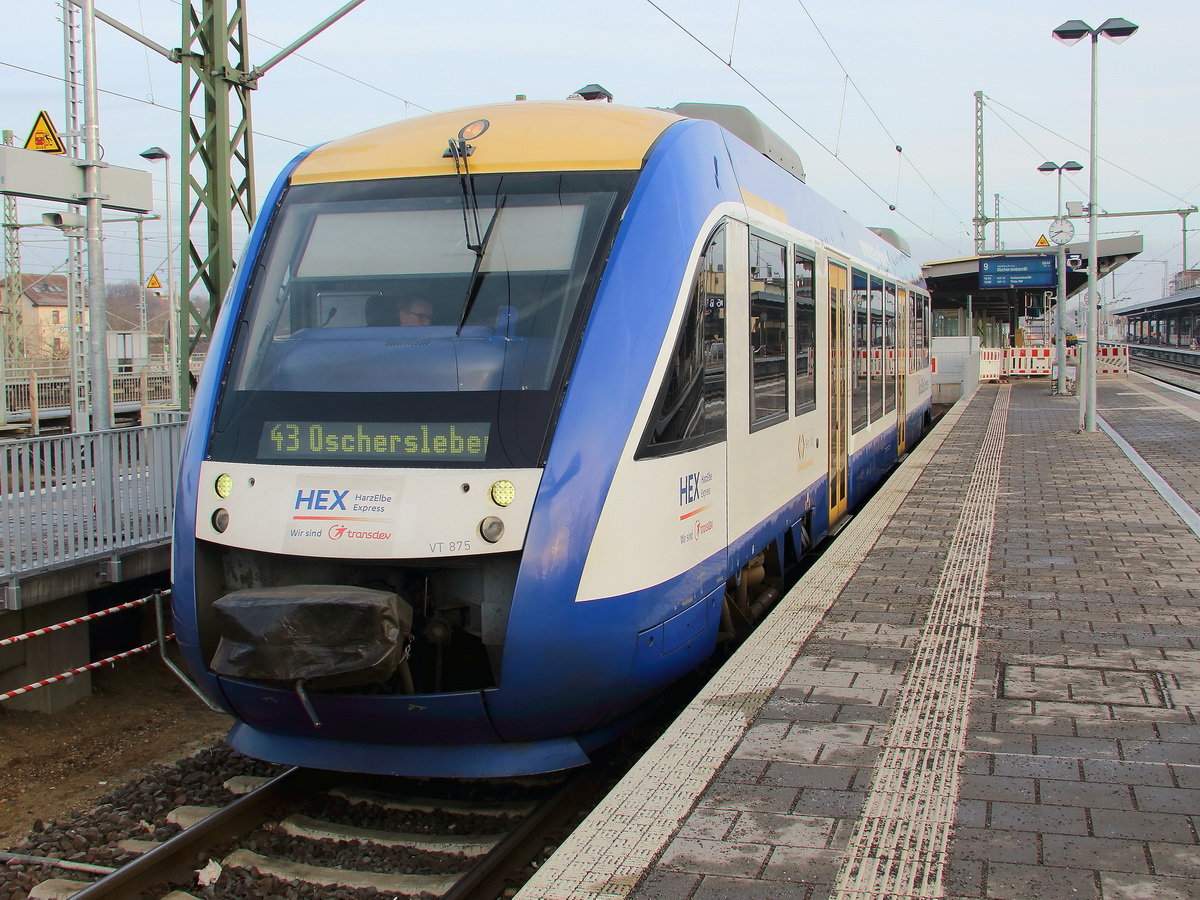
0 597 151 648
0 637 175 701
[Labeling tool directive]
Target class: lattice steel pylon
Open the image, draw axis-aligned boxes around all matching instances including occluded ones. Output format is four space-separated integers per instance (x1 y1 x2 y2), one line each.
2 130 24 364
178 0 257 409
63 1 90 433
973 90 986 256
174 0 365 409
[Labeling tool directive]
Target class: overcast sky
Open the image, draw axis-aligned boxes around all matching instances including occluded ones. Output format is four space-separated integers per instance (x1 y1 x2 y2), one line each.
3 0 1197 309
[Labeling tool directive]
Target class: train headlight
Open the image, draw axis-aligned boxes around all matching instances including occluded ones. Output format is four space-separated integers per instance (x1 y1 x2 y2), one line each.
489 480 515 507
214 473 233 499
212 508 230 533
479 516 505 543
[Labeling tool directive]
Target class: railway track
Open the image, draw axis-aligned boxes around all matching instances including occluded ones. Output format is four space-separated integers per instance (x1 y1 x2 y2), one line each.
1129 355 1200 393
9 765 594 900
1 401 948 899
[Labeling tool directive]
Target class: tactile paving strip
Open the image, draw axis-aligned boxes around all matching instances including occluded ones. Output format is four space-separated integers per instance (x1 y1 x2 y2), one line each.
515 394 980 900
830 385 1010 900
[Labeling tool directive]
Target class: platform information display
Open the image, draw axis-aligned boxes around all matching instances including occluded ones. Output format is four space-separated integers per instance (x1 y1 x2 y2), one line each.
978 255 1056 289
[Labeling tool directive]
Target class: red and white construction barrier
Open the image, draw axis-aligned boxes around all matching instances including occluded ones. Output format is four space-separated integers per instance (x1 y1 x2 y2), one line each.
1096 344 1130 375
0 597 150 648
0 639 174 701
979 348 1004 381
1065 345 1130 376
1005 347 1053 377
0 589 175 701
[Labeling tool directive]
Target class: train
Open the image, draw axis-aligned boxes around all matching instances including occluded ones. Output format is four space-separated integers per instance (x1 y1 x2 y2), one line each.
169 90 932 778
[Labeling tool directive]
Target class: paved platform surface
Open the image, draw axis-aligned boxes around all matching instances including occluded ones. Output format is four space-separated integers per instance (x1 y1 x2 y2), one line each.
518 375 1200 900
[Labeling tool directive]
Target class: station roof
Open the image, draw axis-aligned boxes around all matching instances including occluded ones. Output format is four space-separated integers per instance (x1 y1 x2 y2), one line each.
922 234 1143 320
1112 284 1200 318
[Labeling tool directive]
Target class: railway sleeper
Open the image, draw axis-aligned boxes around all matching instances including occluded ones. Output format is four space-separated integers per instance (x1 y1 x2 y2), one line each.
219 849 463 895
277 813 500 855
225 775 538 817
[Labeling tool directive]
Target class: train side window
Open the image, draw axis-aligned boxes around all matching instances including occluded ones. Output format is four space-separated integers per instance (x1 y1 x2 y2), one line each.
749 233 788 431
637 223 728 458
913 292 930 370
909 291 916 371
794 249 817 415
906 289 916 373
851 269 868 433
869 275 884 423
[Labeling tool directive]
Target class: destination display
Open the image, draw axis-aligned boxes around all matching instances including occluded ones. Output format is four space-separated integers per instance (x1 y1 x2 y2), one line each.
978 255 1056 289
259 421 490 461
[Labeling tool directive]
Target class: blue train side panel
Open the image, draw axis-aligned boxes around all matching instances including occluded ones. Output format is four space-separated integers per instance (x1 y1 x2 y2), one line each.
488 118 738 741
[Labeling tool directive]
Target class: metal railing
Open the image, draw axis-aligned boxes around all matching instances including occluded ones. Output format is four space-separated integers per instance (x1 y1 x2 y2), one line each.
0 422 187 584
2 357 205 423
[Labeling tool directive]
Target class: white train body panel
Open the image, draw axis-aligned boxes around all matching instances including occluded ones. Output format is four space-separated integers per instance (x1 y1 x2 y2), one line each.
196 460 540 558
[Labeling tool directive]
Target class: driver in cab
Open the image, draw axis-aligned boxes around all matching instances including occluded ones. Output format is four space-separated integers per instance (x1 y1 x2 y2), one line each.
367 295 434 326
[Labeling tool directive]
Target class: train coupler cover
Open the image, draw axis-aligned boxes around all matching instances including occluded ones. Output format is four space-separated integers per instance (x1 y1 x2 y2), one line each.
210 585 413 689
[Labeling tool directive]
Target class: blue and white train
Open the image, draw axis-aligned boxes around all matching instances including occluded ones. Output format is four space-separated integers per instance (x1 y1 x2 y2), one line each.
170 94 932 777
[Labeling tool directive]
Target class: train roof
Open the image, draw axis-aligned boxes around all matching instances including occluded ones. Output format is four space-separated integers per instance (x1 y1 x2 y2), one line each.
668 103 805 182
290 101 683 185
287 98 916 281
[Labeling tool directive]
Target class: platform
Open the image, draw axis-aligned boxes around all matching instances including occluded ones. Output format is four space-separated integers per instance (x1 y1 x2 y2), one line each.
518 374 1200 900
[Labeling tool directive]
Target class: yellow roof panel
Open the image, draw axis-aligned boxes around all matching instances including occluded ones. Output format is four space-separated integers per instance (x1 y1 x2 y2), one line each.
291 101 684 184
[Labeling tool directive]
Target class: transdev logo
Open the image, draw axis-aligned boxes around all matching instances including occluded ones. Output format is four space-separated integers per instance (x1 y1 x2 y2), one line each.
328 523 392 542
291 488 392 531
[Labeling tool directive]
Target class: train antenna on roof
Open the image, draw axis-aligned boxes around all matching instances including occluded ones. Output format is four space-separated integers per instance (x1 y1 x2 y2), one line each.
568 84 613 102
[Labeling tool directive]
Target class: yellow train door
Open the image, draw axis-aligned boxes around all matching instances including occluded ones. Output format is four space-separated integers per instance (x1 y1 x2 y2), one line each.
896 286 909 454
828 262 849 523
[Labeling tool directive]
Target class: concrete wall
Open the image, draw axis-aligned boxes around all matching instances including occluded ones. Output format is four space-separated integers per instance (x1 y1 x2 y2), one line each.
0 544 170 713
932 336 982 403
0 595 91 713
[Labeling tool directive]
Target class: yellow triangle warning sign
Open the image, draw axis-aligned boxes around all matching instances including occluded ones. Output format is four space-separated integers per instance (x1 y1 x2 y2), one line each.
1035 234 1050 248
146 274 162 290
24 110 66 154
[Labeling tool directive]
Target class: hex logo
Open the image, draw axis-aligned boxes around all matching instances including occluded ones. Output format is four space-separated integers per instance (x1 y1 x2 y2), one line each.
294 489 348 511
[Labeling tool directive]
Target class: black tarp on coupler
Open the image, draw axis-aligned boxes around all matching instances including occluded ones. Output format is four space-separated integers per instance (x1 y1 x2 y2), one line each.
210 585 413 689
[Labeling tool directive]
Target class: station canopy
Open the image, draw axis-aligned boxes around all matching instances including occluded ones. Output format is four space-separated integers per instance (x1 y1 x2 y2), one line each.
1111 282 1200 319
922 234 1142 320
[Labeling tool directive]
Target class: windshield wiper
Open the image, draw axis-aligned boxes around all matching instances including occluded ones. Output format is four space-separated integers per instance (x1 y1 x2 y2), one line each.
447 137 485 256
455 196 506 335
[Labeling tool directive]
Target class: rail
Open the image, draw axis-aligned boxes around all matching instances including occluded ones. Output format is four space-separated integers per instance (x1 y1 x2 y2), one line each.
69 767 328 900
1128 343 1200 370
0 421 187 588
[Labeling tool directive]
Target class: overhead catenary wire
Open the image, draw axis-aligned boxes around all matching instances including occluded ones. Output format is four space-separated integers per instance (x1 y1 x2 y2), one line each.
135 0 157 104
727 0 743 65
833 75 849 157
792 0 969 236
247 36 432 115
0 59 307 149
7 5 430 149
982 92 1197 210
642 0 967 255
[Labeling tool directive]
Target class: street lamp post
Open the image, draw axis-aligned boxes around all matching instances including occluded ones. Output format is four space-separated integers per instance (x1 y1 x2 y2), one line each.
1038 160 1083 397
139 146 178 408
1053 17 1138 433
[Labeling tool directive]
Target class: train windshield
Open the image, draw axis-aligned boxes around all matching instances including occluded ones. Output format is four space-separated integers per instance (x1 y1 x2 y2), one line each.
209 172 633 468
